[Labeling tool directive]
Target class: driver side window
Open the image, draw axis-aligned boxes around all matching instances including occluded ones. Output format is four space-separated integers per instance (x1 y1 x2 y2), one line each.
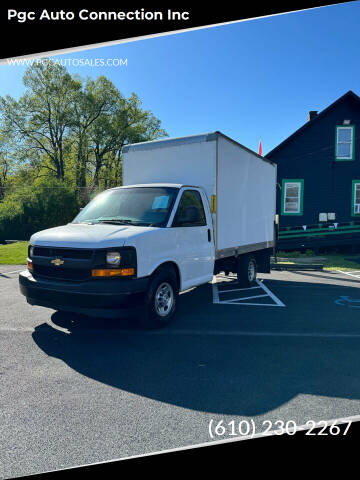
172 190 207 227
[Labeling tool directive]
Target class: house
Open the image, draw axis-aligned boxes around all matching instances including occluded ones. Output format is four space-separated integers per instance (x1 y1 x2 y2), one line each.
266 90 360 251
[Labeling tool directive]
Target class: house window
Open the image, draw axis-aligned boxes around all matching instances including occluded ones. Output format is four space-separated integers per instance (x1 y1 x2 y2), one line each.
281 179 304 215
336 126 355 160
352 180 360 216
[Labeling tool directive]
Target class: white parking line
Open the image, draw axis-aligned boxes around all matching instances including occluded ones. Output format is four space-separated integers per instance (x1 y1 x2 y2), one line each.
217 286 261 294
211 278 220 304
31 324 360 338
258 279 286 307
212 276 285 307
225 294 268 303
336 270 360 279
147 329 360 338
0 269 23 276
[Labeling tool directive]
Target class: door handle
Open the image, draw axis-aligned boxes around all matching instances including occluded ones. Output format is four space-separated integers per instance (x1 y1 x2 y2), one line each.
207 229 211 242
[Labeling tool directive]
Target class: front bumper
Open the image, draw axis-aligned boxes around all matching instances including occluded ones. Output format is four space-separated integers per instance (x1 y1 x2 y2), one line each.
19 270 149 318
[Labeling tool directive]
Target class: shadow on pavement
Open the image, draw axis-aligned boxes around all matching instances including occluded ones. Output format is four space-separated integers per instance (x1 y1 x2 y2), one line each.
31 278 360 416
290 270 360 284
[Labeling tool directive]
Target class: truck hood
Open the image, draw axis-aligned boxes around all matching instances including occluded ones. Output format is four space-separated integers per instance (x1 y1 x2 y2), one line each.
30 223 157 249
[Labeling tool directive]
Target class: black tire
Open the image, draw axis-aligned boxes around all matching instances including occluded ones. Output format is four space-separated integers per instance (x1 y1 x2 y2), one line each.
236 255 257 287
140 266 178 329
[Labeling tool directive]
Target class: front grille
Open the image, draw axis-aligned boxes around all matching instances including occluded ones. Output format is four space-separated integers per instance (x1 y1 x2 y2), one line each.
30 246 136 282
33 247 93 260
33 265 91 281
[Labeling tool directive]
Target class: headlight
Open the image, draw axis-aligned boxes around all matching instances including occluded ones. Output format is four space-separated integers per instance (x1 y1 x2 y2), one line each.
106 251 121 265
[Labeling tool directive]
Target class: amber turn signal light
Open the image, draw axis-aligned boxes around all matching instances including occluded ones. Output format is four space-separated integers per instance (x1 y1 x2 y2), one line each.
91 268 135 277
27 259 33 271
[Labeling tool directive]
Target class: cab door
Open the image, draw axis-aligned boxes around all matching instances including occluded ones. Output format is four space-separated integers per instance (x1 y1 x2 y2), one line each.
170 188 215 290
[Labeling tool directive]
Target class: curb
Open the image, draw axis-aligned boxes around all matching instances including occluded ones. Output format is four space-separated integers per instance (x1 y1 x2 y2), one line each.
271 263 323 271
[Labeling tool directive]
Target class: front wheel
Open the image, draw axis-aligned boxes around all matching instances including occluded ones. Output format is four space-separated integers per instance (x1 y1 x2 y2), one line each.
236 255 257 287
140 267 178 329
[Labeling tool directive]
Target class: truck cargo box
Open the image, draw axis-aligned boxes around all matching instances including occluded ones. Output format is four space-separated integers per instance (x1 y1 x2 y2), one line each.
122 131 276 258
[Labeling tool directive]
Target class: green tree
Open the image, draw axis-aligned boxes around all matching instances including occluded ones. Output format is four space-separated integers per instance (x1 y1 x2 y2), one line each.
0 59 168 237
0 61 79 180
88 92 167 189
71 75 120 190
0 133 13 201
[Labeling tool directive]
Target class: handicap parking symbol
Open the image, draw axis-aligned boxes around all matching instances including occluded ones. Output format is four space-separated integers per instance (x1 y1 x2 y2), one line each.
335 296 360 308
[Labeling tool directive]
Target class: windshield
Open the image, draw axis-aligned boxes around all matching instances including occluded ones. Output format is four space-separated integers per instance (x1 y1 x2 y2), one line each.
73 187 179 227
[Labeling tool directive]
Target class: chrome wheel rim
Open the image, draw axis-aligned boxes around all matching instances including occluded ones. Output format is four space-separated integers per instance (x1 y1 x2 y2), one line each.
248 260 256 282
154 282 174 317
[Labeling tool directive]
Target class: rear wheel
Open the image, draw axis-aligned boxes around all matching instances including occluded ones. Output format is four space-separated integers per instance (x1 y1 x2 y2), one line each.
236 255 257 287
140 267 178 329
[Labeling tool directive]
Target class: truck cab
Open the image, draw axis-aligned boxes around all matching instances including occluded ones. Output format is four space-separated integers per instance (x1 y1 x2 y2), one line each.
19 183 216 328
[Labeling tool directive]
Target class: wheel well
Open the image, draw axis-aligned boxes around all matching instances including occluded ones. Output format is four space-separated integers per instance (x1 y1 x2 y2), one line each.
152 262 181 290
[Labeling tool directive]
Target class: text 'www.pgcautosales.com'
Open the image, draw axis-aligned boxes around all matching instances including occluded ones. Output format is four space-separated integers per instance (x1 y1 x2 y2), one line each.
7 58 128 68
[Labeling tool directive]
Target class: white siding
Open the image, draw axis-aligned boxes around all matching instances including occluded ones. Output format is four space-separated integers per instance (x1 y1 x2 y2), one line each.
123 140 217 202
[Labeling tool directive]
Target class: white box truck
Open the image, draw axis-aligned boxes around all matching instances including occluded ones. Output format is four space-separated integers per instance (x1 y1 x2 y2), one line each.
19 132 276 328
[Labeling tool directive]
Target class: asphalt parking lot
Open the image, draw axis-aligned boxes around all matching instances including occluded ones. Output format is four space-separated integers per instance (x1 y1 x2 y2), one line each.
2 266 360 477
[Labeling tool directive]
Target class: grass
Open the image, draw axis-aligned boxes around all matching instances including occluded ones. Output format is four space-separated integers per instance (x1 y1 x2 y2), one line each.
322 255 360 271
276 250 360 271
277 249 316 257
0 242 28 264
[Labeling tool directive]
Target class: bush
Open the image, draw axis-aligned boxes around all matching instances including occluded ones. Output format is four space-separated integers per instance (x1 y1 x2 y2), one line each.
0 180 80 241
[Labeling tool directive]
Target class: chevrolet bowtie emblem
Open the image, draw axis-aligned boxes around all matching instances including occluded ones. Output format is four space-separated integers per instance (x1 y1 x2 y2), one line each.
51 258 64 266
